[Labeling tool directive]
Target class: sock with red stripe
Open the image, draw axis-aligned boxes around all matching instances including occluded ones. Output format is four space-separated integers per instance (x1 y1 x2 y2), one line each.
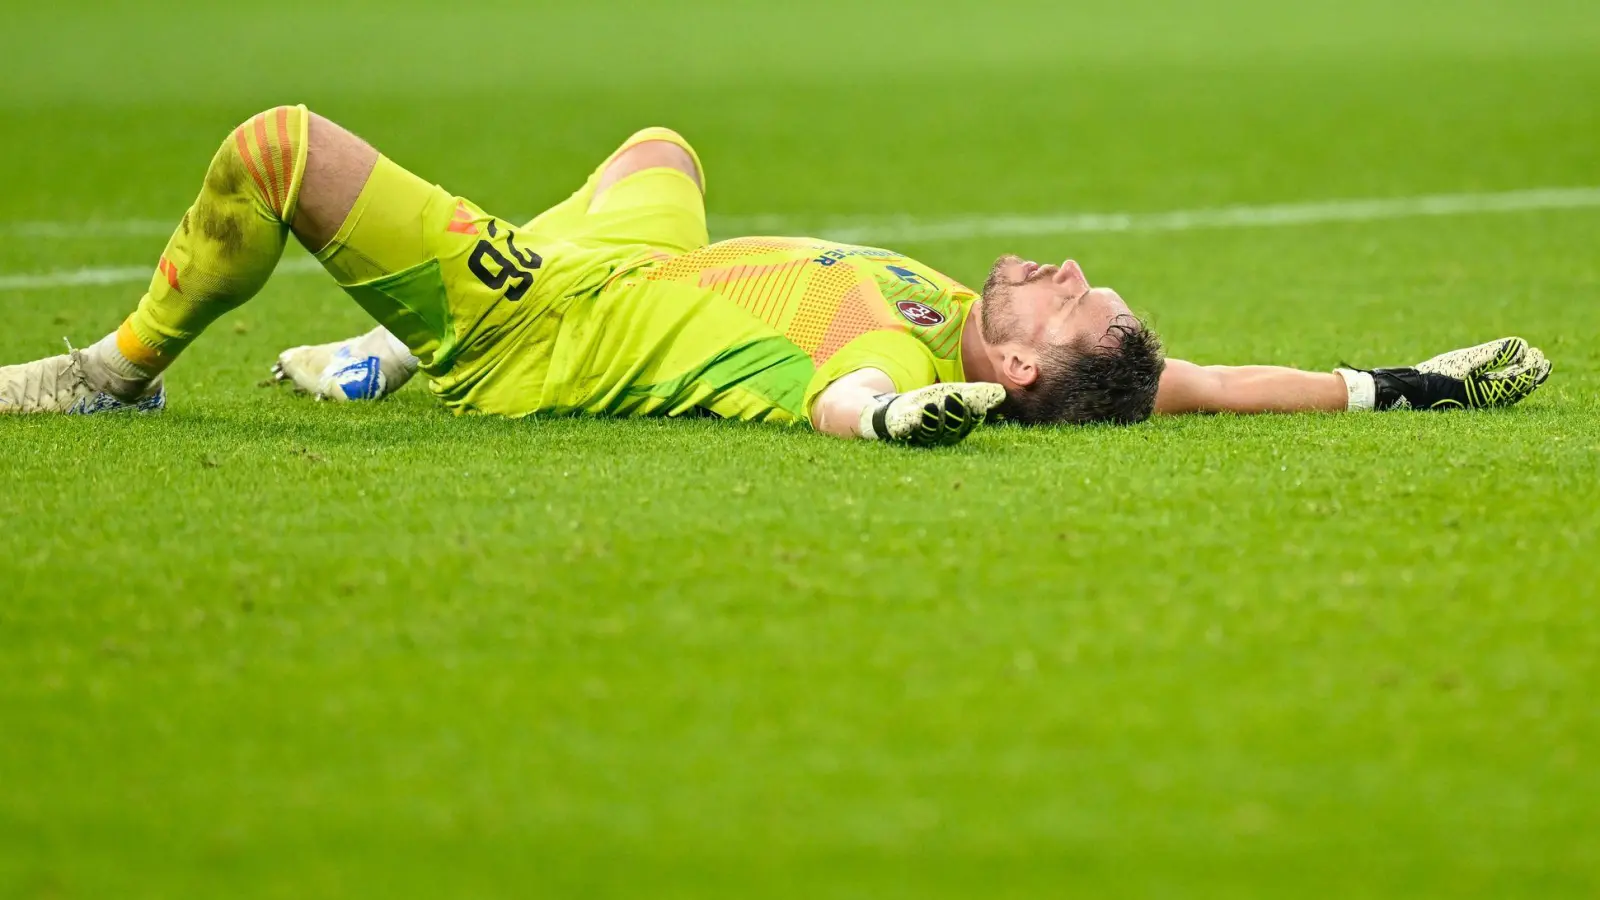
93 106 309 392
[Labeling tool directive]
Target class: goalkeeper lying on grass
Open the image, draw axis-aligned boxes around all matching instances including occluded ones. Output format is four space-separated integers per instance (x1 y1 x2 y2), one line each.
0 106 1553 445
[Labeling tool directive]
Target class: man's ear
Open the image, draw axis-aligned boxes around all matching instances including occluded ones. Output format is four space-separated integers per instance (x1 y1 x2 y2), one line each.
1000 346 1038 388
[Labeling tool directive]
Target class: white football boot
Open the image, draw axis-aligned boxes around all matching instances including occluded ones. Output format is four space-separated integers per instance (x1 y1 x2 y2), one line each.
0 349 165 415
272 327 419 401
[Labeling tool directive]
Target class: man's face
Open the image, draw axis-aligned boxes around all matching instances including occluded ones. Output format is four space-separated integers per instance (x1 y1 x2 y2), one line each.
979 255 1132 354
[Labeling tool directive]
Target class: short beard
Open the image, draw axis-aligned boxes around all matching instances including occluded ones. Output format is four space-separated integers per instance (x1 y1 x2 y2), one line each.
979 255 1026 345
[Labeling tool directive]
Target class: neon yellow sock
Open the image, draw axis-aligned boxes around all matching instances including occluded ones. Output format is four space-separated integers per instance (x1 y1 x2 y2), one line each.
114 105 309 375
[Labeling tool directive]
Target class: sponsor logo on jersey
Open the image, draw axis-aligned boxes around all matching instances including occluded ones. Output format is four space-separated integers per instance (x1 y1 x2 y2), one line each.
896 300 946 327
447 200 480 235
885 265 926 286
812 246 904 266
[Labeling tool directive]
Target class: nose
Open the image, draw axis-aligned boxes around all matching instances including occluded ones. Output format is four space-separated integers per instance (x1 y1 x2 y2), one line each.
1052 259 1090 300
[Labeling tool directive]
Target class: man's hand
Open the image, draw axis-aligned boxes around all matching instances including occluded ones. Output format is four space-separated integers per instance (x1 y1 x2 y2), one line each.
1337 337 1552 411
859 382 1007 446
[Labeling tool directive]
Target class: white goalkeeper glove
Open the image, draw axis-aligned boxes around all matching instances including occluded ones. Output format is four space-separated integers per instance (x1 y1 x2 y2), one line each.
858 382 1007 447
1336 337 1552 411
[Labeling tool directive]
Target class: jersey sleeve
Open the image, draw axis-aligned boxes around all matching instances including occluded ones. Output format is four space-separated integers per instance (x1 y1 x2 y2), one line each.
802 328 940 420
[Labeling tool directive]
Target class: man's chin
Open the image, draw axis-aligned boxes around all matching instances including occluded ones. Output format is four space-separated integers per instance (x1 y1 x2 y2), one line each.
981 257 1020 297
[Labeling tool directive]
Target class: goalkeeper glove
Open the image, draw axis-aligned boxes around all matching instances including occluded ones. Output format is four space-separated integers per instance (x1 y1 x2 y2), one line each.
858 382 1007 446
1335 337 1551 411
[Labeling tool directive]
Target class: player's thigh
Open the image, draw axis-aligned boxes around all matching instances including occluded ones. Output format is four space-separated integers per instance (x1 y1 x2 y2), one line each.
522 127 709 255
316 156 555 372
291 113 379 252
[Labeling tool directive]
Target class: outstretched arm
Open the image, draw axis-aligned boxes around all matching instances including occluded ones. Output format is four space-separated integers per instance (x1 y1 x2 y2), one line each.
1156 361 1350 415
1155 337 1551 416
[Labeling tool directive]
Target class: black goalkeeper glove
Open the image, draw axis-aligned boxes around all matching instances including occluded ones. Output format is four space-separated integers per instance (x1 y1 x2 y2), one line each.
1336 337 1552 411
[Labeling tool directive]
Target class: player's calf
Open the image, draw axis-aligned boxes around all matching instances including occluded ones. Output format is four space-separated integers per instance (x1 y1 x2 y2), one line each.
84 106 316 401
0 106 382 416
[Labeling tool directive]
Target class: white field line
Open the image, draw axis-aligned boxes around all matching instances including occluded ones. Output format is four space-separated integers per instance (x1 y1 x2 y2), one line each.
3 186 1598 292
750 185 1600 245
0 257 323 292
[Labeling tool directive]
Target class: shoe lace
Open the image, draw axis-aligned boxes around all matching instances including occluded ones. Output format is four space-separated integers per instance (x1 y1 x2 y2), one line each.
58 337 94 405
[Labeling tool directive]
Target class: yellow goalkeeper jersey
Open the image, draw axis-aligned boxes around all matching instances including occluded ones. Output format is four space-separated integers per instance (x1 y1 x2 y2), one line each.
485 235 980 423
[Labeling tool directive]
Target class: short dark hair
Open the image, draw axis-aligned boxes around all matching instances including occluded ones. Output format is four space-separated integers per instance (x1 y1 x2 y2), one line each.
1001 318 1165 425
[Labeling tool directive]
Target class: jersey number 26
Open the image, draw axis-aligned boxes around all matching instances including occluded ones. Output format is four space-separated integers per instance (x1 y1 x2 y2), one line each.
468 220 543 302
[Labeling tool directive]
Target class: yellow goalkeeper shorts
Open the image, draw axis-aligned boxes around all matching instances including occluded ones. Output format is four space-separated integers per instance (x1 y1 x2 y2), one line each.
314 127 709 414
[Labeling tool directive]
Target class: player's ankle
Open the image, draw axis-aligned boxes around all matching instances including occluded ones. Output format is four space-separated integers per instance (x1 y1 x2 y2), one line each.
82 332 158 401
370 326 420 371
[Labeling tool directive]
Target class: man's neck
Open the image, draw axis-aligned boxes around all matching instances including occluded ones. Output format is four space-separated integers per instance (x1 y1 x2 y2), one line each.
960 301 999 383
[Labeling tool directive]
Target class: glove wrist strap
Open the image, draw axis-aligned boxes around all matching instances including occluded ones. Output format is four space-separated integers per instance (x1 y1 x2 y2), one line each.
1334 368 1376 411
859 393 897 439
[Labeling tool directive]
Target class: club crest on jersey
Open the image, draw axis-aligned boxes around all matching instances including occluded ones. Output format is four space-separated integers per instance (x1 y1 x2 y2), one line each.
895 300 946 327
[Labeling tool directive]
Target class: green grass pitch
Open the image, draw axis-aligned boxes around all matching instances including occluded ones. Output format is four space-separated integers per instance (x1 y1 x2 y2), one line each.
3 1 1599 895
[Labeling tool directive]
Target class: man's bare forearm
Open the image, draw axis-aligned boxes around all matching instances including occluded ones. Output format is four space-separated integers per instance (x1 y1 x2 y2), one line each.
1156 359 1349 415
811 368 896 438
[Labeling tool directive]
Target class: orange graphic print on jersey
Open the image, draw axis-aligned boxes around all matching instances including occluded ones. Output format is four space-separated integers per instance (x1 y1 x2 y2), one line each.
642 236 975 369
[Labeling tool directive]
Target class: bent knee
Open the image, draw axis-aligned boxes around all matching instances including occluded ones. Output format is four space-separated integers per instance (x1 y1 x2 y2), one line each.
230 104 308 137
595 129 703 200
212 106 312 218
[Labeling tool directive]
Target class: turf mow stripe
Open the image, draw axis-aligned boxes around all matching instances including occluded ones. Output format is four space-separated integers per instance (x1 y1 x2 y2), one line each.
3 186 1599 292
